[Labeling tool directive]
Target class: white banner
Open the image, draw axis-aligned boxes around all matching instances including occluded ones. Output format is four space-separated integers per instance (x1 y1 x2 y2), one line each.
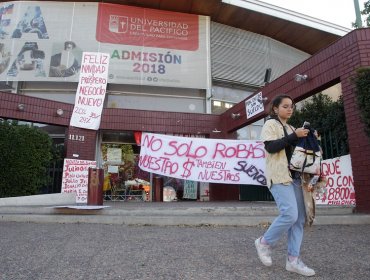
0 2 210 89
246 92 264 119
61 158 97 203
69 52 109 130
316 154 356 206
139 133 267 185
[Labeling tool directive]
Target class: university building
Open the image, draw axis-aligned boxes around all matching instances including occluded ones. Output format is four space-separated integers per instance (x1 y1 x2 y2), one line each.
1 1 370 212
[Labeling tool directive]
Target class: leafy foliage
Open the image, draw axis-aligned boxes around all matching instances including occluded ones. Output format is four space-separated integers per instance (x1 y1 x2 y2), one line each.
0 121 53 197
289 93 349 159
353 67 370 139
362 1 370 26
353 0 370 27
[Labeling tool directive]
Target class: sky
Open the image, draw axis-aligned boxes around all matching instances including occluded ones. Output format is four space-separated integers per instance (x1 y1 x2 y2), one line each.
260 0 362 29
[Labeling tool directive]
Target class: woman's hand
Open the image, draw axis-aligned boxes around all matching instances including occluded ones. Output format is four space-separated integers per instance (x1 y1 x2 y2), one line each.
295 127 310 138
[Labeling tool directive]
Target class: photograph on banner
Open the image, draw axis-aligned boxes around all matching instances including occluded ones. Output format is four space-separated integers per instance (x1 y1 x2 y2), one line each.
0 2 210 89
61 158 97 203
245 92 264 119
316 154 356 206
5 41 49 80
49 40 83 78
139 133 266 185
0 42 12 75
69 52 110 130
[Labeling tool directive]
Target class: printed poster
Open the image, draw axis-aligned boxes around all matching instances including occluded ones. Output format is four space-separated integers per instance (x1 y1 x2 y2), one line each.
183 180 197 199
0 1 210 89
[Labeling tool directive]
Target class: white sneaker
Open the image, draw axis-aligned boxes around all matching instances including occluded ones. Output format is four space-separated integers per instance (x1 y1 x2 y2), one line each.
254 237 272 266
286 258 315 276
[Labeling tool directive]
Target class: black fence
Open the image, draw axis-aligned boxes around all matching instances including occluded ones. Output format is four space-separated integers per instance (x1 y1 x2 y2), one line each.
240 185 274 201
320 130 349 160
41 158 64 194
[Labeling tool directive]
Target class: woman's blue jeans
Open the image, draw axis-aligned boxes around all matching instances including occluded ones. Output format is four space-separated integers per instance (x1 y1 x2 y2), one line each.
263 178 306 257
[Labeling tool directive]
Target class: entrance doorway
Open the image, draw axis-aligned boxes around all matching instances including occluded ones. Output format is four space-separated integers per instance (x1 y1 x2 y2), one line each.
98 131 208 202
100 131 151 201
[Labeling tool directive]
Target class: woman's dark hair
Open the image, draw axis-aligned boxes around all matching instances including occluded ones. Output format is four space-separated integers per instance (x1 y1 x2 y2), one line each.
268 94 294 116
64 41 76 50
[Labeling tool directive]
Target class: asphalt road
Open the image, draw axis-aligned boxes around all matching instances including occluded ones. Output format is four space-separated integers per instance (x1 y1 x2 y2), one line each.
1 222 369 280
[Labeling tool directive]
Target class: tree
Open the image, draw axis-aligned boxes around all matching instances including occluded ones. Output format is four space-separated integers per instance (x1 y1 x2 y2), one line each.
289 93 349 159
353 0 370 28
353 67 370 140
0 121 53 197
362 1 370 26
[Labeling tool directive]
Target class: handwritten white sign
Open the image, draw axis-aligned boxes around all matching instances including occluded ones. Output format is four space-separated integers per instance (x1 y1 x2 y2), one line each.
139 133 266 185
245 92 264 119
61 158 97 203
316 154 356 206
70 52 110 130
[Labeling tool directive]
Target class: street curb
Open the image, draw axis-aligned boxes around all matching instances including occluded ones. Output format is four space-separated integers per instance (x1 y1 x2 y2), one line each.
1 202 367 226
1 213 370 226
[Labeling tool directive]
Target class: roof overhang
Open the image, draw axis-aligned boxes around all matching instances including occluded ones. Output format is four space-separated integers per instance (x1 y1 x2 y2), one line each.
222 0 350 36
10 0 353 54
68 0 351 54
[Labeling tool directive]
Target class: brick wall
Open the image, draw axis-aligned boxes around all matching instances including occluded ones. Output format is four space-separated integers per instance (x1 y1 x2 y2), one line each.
0 92 71 126
65 127 98 160
222 28 370 213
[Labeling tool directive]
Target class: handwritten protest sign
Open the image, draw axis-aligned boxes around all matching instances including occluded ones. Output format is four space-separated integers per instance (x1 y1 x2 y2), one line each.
70 52 110 130
139 133 266 185
316 154 356 206
61 158 97 203
246 92 264 119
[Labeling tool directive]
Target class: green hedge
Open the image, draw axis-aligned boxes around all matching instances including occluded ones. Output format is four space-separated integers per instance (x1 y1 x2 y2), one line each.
354 67 370 140
0 121 53 197
289 93 349 158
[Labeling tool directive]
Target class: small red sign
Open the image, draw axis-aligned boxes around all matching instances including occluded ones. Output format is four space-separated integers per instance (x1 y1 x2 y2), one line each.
96 3 199 51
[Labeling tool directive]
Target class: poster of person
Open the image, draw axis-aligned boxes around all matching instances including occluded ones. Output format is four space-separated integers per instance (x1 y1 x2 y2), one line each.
49 41 82 77
6 41 46 78
0 43 11 74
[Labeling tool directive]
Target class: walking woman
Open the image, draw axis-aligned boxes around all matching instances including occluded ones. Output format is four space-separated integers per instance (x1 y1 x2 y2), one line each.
255 94 315 277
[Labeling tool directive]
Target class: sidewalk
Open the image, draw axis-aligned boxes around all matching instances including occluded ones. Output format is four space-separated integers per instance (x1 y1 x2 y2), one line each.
1 221 370 279
1 200 370 226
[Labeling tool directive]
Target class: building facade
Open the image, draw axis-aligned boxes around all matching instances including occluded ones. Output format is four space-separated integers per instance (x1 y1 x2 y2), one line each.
3 1 370 212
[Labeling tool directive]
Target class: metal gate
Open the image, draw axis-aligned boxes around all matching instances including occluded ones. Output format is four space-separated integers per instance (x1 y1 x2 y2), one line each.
41 144 64 194
239 185 274 201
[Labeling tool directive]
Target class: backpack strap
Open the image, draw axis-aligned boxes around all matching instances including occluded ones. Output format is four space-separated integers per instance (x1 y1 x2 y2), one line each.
272 117 294 162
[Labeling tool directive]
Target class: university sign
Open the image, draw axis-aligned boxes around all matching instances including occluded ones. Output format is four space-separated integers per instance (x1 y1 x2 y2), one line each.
0 1 210 89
